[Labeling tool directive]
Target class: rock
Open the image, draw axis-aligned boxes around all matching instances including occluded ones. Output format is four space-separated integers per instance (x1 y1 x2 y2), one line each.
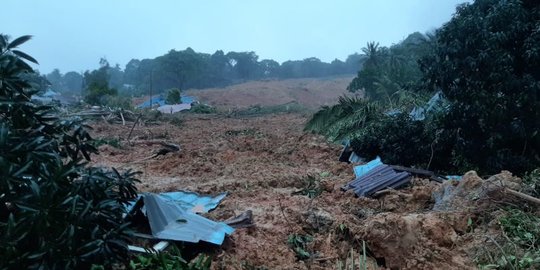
486 170 521 190
432 171 485 211
432 170 523 212
303 208 335 232
320 180 334 192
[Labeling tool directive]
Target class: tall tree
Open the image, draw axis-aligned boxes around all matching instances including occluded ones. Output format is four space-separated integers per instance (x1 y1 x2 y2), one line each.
83 58 117 105
63 71 83 93
419 0 540 174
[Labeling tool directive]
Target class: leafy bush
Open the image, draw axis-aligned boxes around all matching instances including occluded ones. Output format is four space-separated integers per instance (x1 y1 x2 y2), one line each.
0 35 139 268
500 209 540 249
129 245 211 270
476 209 540 269
189 104 217 114
104 95 133 110
522 169 540 197
292 175 323 199
287 234 313 260
349 112 434 167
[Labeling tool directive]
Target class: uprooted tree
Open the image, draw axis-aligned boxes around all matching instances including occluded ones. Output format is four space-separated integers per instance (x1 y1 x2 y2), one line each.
308 0 540 175
0 34 139 268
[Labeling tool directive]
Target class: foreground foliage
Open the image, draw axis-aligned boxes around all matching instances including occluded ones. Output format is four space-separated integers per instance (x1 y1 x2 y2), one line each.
0 35 139 268
129 245 211 270
476 209 540 269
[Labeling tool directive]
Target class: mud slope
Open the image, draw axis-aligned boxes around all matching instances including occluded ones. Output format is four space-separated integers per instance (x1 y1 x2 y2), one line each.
184 76 356 109
90 113 480 270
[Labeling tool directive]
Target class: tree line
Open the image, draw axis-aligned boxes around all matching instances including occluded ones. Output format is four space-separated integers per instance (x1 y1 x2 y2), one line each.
39 49 366 97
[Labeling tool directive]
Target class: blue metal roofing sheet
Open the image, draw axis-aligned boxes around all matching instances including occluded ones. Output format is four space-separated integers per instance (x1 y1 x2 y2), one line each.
353 157 383 177
143 193 234 245
138 95 198 108
345 163 411 197
158 191 227 213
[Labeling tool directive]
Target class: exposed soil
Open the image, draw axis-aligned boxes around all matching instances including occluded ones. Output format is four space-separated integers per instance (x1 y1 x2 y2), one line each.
89 113 505 270
183 76 356 109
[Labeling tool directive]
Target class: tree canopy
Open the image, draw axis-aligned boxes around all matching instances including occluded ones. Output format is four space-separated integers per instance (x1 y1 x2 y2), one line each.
49 48 365 97
308 0 540 175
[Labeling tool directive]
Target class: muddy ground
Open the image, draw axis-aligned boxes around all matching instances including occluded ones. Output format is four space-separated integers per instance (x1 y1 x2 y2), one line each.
184 76 356 109
90 113 500 270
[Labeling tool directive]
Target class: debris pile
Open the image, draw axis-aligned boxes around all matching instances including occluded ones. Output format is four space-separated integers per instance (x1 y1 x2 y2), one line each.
89 114 540 269
72 107 140 125
127 191 236 252
343 164 410 197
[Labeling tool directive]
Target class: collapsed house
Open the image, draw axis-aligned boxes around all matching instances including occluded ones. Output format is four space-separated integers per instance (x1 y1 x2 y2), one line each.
126 191 236 252
137 94 197 114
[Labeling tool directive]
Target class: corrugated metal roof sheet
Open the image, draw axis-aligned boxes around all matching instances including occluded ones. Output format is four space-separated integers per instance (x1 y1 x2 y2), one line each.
157 104 191 114
158 191 227 213
142 193 234 245
353 156 383 178
137 95 198 108
343 164 411 197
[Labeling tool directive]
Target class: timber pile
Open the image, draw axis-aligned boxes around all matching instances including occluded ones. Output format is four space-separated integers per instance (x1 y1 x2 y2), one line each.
70 108 139 125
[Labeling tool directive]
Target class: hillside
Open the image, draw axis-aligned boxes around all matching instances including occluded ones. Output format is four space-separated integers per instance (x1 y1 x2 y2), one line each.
185 75 357 109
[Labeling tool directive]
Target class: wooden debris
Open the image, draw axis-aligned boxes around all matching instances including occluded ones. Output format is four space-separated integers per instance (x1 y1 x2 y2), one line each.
390 165 445 183
504 188 540 206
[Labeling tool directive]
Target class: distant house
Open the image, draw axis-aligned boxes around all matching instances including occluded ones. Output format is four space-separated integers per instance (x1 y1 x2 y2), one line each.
42 88 60 98
156 103 192 114
137 95 197 109
137 95 167 108
31 88 79 105
31 88 60 104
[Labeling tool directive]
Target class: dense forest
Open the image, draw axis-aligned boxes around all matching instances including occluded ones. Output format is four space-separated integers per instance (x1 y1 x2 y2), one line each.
37 49 367 96
307 0 540 176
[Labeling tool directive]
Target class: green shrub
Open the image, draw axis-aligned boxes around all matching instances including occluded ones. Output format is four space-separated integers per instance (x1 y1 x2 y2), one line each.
104 95 133 110
500 209 540 249
0 35 139 268
189 104 217 114
522 169 540 198
129 245 211 270
476 209 540 269
287 234 313 260
292 175 323 199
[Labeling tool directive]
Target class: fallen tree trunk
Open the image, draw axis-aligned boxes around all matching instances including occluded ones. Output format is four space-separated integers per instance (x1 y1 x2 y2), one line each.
504 188 540 206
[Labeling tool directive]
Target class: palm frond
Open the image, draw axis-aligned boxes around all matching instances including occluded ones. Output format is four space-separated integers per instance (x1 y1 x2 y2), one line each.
7 35 32 50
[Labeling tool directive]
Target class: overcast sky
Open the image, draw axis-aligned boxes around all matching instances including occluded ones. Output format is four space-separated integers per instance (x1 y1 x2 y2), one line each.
2 0 468 74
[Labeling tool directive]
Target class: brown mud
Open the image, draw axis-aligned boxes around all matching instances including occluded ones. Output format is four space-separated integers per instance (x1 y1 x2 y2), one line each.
90 113 508 270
